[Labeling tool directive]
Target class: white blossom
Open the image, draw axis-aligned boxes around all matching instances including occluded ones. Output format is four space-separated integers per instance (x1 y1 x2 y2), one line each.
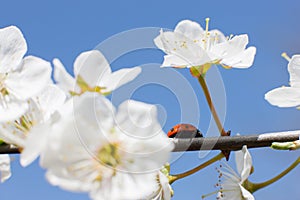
0 85 65 149
22 92 173 199
265 54 300 107
217 146 254 200
147 170 172 200
154 19 256 70
0 26 52 121
53 50 141 96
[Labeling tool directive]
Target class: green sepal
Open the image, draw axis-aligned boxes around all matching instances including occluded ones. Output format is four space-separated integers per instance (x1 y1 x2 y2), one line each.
190 64 211 78
161 163 170 176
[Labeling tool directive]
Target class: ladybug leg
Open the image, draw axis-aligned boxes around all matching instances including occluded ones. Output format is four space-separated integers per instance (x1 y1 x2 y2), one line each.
196 129 203 138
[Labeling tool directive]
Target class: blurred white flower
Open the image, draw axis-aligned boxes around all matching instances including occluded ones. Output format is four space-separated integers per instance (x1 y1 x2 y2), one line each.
265 54 300 108
154 19 256 71
217 145 254 200
0 26 52 121
155 171 172 200
0 85 66 149
22 92 173 199
53 50 141 96
147 167 173 200
0 154 11 182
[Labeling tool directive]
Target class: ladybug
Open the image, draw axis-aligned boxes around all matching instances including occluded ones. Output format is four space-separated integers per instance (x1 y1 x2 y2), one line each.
167 124 203 139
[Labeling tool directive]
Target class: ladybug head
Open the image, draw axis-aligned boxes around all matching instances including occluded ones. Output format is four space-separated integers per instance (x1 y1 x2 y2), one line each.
167 124 181 138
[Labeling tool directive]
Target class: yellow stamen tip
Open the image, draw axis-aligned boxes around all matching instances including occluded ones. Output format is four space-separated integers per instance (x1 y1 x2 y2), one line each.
281 52 291 62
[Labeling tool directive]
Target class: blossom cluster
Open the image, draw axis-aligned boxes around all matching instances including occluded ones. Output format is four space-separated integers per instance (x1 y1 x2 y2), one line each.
0 18 298 200
0 25 174 199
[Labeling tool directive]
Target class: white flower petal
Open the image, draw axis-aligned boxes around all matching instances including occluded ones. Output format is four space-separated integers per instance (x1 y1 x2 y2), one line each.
209 29 226 43
20 123 48 167
53 58 76 94
154 31 210 67
211 34 256 68
161 55 191 68
39 113 100 170
0 100 28 122
89 172 158 200
218 190 242 200
116 99 162 138
6 56 52 100
224 35 249 57
236 146 252 183
288 55 300 87
115 100 174 172
265 87 300 107
153 29 165 51
73 92 115 133
240 185 255 200
100 66 141 92
0 26 27 73
0 154 11 182
74 50 111 87
46 170 92 192
174 20 204 41
159 171 172 200
22 96 71 167
221 46 256 68
27 98 44 124
36 84 66 120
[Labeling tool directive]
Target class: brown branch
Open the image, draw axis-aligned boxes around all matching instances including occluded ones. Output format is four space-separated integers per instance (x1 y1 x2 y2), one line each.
172 130 300 152
0 130 299 154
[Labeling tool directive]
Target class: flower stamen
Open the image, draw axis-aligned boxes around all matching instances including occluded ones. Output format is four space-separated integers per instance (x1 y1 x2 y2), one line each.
97 143 122 169
281 52 291 62
205 18 210 36
203 17 210 50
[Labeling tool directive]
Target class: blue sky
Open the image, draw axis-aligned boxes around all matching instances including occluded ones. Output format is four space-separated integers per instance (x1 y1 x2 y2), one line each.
0 0 299 199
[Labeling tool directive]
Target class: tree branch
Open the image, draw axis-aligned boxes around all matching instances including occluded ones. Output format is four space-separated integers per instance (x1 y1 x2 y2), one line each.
172 130 300 152
0 130 299 154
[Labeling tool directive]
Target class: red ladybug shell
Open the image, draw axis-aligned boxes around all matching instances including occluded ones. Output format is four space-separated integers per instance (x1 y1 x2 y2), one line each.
167 124 203 138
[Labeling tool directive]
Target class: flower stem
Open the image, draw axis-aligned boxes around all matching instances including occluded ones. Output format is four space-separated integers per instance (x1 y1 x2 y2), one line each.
198 75 231 159
250 156 300 192
169 153 224 184
197 75 227 137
